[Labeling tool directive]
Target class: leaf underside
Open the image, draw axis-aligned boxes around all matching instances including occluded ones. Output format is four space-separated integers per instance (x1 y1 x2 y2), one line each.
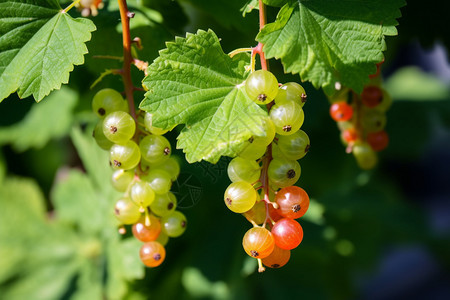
257 0 405 95
140 30 268 164
0 0 96 102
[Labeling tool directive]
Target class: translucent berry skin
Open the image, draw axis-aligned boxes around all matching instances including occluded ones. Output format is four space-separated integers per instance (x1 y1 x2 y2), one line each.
114 197 141 225
227 157 260 183
361 86 383 108
262 245 291 268
140 135 171 164
275 186 310 219
245 70 279 104
367 130 389 151
102 111 136 144
271 218 304 250
140 241 166 267
144 169 172 195
92 88 127 118
270 101 305 136
275 130 310 160
149 157 180 181
353 141 378 170
132 215 161 242
242 227 275 259
276 82 307 106
161 211 187 237
330 102 353 122
129 181 155 208
224 181 257 213
268 158 301 188
150 192 177 217
109 140 141 170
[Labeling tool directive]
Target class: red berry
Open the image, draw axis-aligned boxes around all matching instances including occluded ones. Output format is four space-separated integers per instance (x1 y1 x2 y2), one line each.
367 130 389 151
271 218 304 250
361 86 383 108
275 186 309 219
330 102 353 121
342 128 358 143
268 203 283 222
132 215 161 242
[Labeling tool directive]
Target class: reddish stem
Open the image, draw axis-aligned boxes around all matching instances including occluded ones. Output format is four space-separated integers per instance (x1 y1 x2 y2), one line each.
118 0 137 121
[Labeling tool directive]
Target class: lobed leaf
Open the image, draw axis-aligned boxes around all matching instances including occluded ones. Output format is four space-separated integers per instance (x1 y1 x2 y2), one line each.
0 0 96 102
140 30 268 163
257 0 405 95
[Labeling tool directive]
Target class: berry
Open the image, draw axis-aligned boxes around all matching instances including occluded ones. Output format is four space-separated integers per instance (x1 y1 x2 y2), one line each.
161 211 187 237
242 227 275 259
245 70 279 104
132 215 161 242
109 140 141 170
114 197 141 225
262 245 291 268
330 102 353 122
103 111 136 144
270 101 304 135
275 186 309 219
227 157 260 183
140 135 172 164
271 218 304 250
367 130 389 151
140 241 166 267
268 158 301 188
224 181 257 213
92 88 127 118
361 86 383 108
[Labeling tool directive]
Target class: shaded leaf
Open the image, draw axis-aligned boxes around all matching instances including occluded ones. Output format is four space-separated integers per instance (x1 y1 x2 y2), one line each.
0 87 78 151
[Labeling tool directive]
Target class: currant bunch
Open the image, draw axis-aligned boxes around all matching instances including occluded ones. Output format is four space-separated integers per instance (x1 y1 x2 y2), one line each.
224 69 310 272
329 64 391 169
76 0 104 17
91 88 186 268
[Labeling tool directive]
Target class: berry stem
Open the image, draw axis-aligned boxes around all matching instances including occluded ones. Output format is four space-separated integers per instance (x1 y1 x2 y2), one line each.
118 0 137 121
62 0 81 13
256 0 268 71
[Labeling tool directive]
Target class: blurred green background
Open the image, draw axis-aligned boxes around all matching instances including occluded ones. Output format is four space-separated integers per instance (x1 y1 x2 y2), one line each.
1 0 450 299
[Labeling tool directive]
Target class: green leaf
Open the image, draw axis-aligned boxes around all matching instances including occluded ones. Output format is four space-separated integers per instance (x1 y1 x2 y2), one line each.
0 87 78 151
241 0 258 17
257 0 405 94
0 0 96 102
140 30 268 163
51 169 106 234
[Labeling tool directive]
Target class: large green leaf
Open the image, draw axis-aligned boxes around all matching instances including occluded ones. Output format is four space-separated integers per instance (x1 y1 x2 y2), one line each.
140 30 268 163
0 0 96 102
257 0 405 95
0 87 78 151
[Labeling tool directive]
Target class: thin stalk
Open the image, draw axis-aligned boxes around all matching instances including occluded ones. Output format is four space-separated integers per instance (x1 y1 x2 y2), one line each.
62 0 81 13
118 0 137 120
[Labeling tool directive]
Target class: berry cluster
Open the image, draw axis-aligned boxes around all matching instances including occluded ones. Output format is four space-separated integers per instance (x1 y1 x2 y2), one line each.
91 88 185 268
223 70 310 271
329 71 391 169
76 0 104 17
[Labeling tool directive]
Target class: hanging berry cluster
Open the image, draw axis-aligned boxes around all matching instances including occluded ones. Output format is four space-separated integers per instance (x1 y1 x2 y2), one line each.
91 88 186 268
329 64 392 169
222 69 310 272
